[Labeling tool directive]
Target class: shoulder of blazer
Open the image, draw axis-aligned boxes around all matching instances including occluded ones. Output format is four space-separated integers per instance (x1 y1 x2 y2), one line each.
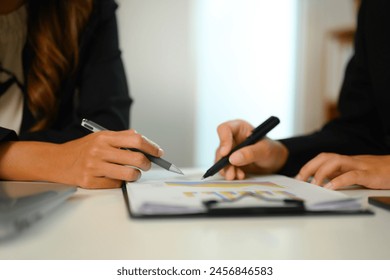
82 0 118 39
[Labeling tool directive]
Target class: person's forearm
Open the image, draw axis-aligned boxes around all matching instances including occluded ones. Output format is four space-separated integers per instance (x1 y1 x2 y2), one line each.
0 141 64 182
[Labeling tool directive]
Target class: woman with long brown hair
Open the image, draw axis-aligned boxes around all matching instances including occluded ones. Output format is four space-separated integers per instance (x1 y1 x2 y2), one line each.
0 0 163 188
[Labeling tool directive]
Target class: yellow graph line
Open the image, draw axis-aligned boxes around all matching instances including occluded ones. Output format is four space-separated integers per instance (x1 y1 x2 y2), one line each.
166 181 284 188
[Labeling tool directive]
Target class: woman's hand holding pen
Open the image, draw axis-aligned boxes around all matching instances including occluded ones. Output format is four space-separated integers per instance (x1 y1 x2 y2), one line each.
215 119 288 180
58 130 164 189
0 130 164 189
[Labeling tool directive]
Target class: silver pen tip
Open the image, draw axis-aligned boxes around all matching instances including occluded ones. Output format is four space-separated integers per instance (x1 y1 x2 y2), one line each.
170 164 184 175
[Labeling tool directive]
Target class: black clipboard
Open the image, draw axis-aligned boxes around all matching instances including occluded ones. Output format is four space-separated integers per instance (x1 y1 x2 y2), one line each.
121 183 373 219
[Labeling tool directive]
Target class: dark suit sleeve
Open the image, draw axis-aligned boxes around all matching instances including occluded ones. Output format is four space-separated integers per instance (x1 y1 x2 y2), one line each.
0 127 18 142
278 0 389 177
19 0 131 143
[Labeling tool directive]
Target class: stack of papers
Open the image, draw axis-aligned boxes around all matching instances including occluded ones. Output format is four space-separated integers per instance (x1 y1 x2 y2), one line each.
126 175 368 217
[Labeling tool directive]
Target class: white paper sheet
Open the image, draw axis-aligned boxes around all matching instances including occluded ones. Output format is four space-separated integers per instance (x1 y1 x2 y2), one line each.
126 174 366 216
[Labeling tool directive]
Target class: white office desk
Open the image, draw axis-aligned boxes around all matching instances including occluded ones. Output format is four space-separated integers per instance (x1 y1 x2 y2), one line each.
1 168 390 260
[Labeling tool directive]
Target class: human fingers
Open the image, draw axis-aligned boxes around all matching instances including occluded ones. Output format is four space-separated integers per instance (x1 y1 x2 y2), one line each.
78 164 142 189
298 153 360 186
79 178 122 189
74 133 152 172
99 147 152 171
77 161 142 188
236 168 246 180
223 165 237 180
311 161 345 186
228 138 287 174
296 153 328 182
215 160 246 180
221 165 246 180
308 154 353 186
323 170 367 190
325 168 390 190
100 162 142 182
216 120 253 157
215 146 248 180
229 142 265 167
97 130 164 158
296 153 343 183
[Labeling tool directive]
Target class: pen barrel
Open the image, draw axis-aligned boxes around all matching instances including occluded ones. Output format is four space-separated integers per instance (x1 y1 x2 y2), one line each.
144 154 172 170
252 116 280 134
229 116 279 155
127 148 171 171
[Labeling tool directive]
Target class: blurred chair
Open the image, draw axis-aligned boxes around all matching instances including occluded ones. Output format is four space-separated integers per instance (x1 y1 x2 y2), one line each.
322 0 360 121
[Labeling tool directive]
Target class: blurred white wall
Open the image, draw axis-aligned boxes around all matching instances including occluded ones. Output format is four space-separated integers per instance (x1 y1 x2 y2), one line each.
117 0 196 167
193 0 297 167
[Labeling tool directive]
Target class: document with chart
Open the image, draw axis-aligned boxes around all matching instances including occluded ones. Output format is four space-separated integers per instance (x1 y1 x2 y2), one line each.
126 174 370 218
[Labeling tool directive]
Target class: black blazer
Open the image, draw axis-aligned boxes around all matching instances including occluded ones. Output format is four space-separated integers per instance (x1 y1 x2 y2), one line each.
280 0 390 176
16 0 131 143
0 127 17 142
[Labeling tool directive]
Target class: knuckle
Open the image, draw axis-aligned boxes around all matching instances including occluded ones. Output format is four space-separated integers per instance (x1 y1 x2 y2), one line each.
215 146 222 156
332 154 344 165
131 134 144 147
299 164 310 174
84 158 98 171
126 168 141 181
131 152 147 164
318 152 329 159
216 123 226 134
143 160 152 171
94 131 110 142
87 146 101 157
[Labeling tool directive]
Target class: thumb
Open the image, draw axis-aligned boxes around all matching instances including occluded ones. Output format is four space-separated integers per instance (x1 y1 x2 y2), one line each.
229 146 257 166
217 125 235 156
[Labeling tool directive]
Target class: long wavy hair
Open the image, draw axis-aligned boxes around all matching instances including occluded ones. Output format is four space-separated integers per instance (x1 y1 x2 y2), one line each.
26 0 93 131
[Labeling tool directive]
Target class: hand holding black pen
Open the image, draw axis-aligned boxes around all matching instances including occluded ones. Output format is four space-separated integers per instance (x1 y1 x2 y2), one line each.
202 116 280 179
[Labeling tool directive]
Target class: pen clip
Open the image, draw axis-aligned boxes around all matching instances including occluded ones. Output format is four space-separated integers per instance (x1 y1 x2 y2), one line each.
81 118 107 132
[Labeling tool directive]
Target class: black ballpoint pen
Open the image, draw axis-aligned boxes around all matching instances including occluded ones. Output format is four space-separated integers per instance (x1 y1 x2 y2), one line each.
81 119 183 175
201 116 280 179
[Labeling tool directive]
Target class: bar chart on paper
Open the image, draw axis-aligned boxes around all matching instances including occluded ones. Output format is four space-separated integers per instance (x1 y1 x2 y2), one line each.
164 180 299 201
